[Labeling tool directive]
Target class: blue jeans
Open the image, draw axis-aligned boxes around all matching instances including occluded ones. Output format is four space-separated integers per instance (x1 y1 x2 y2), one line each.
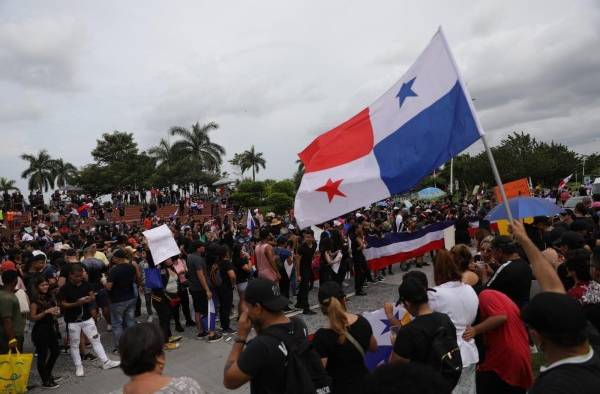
109 298 136 348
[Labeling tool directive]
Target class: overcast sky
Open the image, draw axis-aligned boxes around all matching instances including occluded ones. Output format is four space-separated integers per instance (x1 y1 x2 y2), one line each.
2 0 600 192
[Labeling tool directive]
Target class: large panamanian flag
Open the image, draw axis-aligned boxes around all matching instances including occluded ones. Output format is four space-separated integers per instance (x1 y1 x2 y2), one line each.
295 28 483 229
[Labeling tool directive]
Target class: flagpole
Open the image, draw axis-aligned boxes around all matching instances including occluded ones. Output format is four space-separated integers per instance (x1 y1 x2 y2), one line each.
438 27 514 223
450 158 454 195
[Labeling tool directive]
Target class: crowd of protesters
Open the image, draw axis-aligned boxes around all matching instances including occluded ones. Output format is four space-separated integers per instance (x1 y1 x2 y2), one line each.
1 183 600 393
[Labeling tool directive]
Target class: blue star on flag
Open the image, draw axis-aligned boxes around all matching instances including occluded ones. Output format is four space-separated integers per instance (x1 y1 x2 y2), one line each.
396 77 418 108
380 311 400 335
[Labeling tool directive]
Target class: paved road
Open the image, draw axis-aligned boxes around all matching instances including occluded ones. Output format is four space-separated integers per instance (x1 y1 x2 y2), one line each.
27 262 434 393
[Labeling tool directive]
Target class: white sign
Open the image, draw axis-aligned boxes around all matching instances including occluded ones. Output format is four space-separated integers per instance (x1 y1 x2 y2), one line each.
143 224 180 265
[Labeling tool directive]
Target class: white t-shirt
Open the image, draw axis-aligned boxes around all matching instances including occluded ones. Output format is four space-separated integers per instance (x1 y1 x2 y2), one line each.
429 281 479 367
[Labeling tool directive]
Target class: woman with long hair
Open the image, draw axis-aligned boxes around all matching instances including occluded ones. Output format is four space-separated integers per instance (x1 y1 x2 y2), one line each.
312 281 377 394
431 250 479 394
451 244 483 293
29 274 62 389
232 243 252 318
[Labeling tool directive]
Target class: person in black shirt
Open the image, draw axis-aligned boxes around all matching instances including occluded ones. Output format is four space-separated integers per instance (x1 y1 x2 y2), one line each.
223 278 322 394
486 236 532 308
58 264 120 377
232 243 252 318
523 292 600 394
295 229 317 315
364 361 451 394
313 281 377 394
216 245 236 334
390 271 456 393
29 275 61 389
106 249 138 352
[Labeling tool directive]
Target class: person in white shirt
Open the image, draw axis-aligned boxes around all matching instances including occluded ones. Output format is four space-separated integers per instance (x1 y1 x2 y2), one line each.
429 249 479 394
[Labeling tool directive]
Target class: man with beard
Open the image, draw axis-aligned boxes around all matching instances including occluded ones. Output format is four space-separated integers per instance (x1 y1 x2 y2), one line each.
223 278 326 393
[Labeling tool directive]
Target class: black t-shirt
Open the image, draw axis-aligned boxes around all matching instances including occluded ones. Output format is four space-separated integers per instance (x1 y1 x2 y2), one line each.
486 258 532 308
220 260 235 288
81 258 105 290
238 317 308 394
298 242 316 275
313 315 372 394
530 352 600 394
58 281 93 323
233 256 250 284
393 312 457 366
107 263 136 303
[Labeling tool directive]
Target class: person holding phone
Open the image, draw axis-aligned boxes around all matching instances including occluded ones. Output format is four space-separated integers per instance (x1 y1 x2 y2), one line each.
29 275 62 389
58 264 120 377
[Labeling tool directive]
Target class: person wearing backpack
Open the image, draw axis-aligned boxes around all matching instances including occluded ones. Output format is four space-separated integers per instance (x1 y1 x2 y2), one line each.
312 281 377 393
389 271 460 392
223 277 331 394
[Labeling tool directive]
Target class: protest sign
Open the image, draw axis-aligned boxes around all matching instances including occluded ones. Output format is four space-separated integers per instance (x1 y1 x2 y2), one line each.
143 224 179 265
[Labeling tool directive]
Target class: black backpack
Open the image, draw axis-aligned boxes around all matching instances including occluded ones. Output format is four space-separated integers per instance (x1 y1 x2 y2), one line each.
415 317 462 388
262 318 332 394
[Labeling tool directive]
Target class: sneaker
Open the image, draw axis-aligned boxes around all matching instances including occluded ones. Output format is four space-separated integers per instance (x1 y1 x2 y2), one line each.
42 381 60 389
168 336 183 343
112 348 120 355
207 333 223 343
356 291 367 296
51 376 63 383
82 353 98 361
164 342 180 351
75 365 84 377
175 325 185 333
303 310 317 315
196 332 209 340
222 328 236 335
185 320 196 327
102 359 120 370
106 324 112 332
147 315 153 323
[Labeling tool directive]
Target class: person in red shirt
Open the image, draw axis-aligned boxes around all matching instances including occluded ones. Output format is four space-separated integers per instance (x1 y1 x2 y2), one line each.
463 289 533 394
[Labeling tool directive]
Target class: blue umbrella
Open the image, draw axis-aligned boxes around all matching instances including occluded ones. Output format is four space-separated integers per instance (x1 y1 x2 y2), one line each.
417 187 446 200
485 196 563 221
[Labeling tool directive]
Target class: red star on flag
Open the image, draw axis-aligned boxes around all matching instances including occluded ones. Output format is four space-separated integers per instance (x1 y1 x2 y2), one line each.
316 178 346 202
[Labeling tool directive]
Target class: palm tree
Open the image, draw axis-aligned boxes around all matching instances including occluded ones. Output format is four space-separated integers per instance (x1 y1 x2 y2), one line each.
148 138 178 167
0 177 19 194
20 150 56 192
238 145 266 182
170 122 225 172
52 158 78 188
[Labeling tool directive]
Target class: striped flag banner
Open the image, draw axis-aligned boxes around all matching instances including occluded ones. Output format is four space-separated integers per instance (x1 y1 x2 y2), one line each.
363 221 455 270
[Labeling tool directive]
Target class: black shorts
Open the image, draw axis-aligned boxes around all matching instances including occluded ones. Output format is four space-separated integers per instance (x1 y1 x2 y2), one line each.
190 290 208 315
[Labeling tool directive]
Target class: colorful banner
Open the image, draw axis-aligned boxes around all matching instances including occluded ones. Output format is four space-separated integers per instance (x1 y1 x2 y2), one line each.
363 221 455 270
493 178 530 203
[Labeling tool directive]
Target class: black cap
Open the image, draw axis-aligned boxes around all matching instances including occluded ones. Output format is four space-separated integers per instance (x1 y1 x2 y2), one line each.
491 235 518 253
318 281 345 305
395 271 431 306
555 231 585 250
245 278 289 312
522 292 587 344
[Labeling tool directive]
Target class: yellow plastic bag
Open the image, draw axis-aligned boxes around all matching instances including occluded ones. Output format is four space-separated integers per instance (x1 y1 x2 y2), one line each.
0 349 33 394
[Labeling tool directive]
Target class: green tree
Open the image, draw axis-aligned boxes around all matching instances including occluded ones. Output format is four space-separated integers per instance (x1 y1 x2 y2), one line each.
293 159 304 190
52 158 78 188
20 150 56 192
235 145 266 182
265 192 293 214
170 122 225 172
148 138 179 168
0 177 19 194
91 131 139 165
